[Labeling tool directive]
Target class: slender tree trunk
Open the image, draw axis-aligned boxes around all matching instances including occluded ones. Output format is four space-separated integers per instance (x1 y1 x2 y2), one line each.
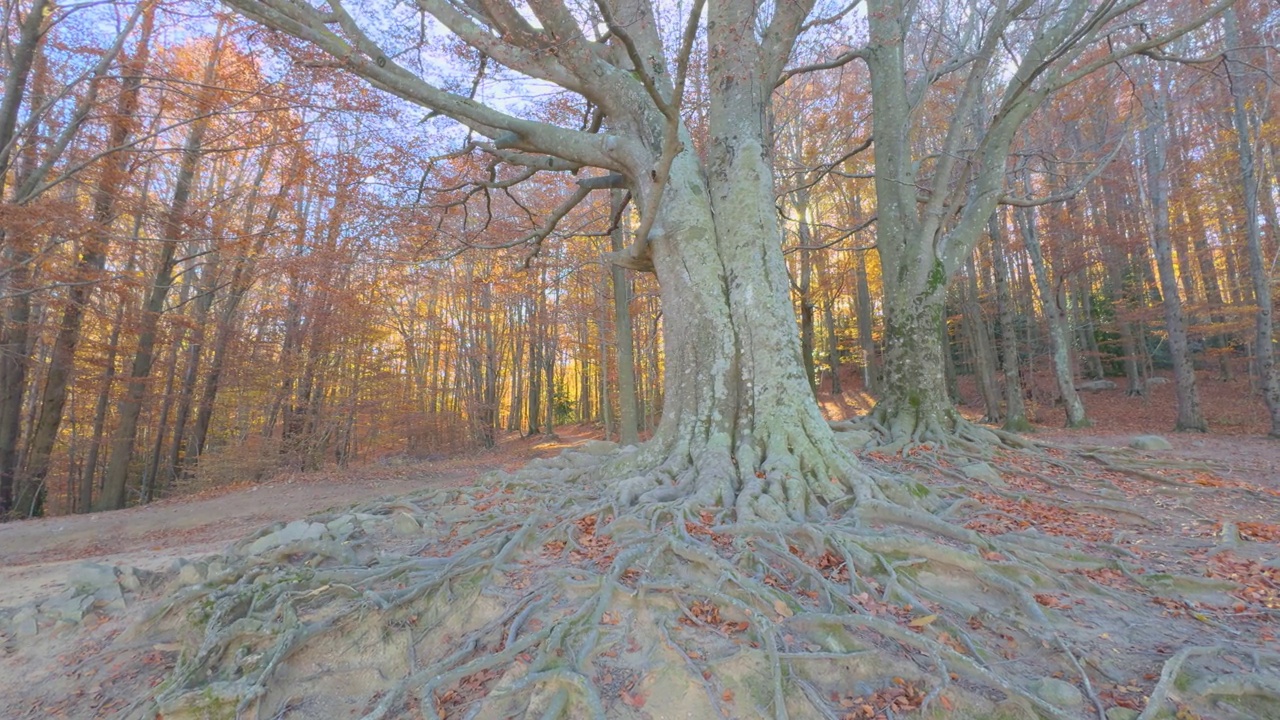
21 4 156 505
165 248 217 484
188 177 285 466
989 213 1031 431
0 3 51 516
1019 202 1089 427
823 294 841 395
854 251 878 394
1141 76 1207 433
97 28 225 510
1075 276 1105 381
1225 7 1280 436
610 189 639 445
141 324 182 503
963 255 1001 422
0 0 50 192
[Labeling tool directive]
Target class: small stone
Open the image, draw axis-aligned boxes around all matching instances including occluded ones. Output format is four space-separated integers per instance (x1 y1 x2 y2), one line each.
93 582 127 612
581 440 618 456
326 515 356 533
172 559 208 588
1077 380 1118 392
118 567 142 593
392 511 421 536
12 608 37 638
1144 376 1169 385
1130 435 1173 451
246 519 326 555
52 595 93 624
960 462 1005 487
1106 708 1139 720
1028 678 1083 710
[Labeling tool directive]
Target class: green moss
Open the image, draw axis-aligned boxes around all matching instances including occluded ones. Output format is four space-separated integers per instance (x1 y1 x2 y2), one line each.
926 258 947 294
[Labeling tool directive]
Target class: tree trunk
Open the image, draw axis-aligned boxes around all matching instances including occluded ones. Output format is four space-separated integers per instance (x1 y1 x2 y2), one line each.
963 254 1002 423
165 246 217 484
610 189 639 445
989 213 1031 431
1075 275 1105 381
1019 202 1089 427
97 28 224 510
854 251 878 394
188 174 285 467
1140 75 1207 433
21 4 156 506
1225 7 1280 436
823 294 842 395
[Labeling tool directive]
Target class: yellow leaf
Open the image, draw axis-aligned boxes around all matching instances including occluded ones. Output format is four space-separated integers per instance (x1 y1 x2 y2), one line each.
773 599 793 618
908 614 938 628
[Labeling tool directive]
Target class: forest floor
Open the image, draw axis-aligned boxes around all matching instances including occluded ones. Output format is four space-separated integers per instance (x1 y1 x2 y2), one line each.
0 372 1276 719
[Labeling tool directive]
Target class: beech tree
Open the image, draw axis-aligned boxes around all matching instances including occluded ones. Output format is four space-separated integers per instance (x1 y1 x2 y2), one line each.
111 1 1280 718
863 0 1231 442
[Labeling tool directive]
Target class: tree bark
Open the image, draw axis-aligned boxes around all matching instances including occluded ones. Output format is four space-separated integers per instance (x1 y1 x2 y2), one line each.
1019 201 1089 427
1224 7 1280 436
609 189 639 445
1140 73 1207 433
963 254 1002 423
988 213 1031 430
21 3 156 508
98 27 225 510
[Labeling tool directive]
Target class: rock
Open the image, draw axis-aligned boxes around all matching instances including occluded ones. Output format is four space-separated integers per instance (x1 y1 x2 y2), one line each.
118 567 142 593
1028 677 1083 710
171 559 208 588
47 594 93 624
1145 376 1169 385
1077 379 1118 392
69 562 118 593
326 514 356 533
960 462 1005 487
392 511 421 536
1130 434 1173 451
834 430 875 452
246 519 326 555
11 607 37 638
580 440 618 456
93 583 127 612
1106 708 1139 720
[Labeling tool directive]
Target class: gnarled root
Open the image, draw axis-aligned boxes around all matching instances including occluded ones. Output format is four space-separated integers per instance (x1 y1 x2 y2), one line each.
139 441 1280 720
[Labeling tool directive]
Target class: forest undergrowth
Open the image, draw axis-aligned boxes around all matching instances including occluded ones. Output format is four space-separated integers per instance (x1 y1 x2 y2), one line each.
127 424 1280 720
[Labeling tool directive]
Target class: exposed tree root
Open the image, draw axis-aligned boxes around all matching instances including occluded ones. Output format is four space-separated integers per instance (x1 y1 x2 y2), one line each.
129 439 1279 720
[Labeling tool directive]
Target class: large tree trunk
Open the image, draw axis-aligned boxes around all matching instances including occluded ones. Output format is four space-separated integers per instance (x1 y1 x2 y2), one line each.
618 142 868 520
